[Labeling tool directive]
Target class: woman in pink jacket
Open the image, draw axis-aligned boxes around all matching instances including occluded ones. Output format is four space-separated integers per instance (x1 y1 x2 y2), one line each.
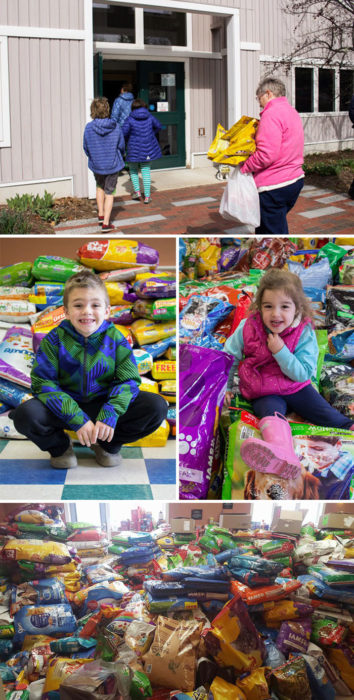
241 78 304 235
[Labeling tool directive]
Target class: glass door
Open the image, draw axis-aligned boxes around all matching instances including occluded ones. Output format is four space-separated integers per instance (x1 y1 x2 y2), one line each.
137 61 185 168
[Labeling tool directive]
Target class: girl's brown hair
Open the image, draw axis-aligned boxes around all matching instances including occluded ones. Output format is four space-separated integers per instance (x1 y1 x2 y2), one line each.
253 269 313 320
90 97 110 119
132 98 147 110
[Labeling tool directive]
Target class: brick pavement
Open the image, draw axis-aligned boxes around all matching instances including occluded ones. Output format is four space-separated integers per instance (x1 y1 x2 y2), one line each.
55 182 353 236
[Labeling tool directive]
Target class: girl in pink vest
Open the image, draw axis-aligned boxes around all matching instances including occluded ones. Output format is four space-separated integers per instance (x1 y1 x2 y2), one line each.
224 269 353 479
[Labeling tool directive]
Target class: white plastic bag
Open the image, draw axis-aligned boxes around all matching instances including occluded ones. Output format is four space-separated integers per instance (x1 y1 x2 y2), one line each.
219 165 260 227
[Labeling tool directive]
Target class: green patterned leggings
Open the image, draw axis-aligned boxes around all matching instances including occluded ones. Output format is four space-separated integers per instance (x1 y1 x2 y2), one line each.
128 162 151 197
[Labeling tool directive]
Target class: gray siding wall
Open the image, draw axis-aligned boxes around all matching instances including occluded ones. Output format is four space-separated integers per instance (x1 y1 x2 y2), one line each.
0 0 83 30
190 57 227 154
0 37 87 194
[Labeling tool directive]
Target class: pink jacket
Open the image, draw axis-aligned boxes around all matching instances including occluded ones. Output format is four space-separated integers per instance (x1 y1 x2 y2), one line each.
239 312 311 400
240 97 304 189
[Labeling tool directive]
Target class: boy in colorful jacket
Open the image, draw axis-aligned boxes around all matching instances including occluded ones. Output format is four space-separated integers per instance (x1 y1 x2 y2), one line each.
11 271 167 469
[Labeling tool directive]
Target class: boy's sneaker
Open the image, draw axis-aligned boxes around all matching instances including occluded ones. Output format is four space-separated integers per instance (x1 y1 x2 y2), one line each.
144 196 151 204
101 223 115 232
98 216 104 226
91 443 123 468
132 191 141 200
50 441 78 469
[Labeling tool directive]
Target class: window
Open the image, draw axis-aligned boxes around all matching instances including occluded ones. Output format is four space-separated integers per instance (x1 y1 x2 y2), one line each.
144 10 186 46
93 3 135 43
0 36 11 147
340 69 354 111
295 67 313 112
319 68 335 111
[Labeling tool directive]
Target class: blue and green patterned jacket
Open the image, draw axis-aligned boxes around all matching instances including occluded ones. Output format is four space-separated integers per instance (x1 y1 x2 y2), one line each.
31 320 141 431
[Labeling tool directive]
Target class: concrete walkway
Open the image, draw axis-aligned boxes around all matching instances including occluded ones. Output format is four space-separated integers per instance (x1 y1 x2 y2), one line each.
54 166 354 236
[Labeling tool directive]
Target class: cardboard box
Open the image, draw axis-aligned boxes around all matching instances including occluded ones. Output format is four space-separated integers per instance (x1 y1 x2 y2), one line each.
170 518 196 533
320 513 354 530
271 509 307 535
323 503 354 515
219 514 252 530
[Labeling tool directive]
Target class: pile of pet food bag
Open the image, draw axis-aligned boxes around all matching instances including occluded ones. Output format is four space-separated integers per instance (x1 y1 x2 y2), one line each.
179 237 354 500
1 502 354 698
0 240 176 446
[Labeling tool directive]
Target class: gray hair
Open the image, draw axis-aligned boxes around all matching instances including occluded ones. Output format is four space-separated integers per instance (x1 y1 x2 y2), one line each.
256 78 286 97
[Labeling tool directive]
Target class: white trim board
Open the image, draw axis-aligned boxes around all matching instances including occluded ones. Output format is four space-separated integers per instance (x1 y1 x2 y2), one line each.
0 26 85 40
0 36 10 148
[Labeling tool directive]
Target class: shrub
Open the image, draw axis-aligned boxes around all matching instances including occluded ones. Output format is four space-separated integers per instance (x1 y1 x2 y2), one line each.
6 190 61 224
0 209 32 234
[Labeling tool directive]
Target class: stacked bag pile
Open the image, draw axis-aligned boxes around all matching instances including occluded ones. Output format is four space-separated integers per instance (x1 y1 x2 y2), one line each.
0 239 176 447
179 237 354 500
1 503 354 698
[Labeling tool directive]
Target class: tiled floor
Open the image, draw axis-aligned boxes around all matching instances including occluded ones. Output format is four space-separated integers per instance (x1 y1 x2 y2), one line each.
54 183 354 236
0 437 176 500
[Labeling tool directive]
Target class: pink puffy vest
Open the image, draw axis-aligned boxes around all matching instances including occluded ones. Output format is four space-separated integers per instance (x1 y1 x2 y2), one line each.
239 311 312 400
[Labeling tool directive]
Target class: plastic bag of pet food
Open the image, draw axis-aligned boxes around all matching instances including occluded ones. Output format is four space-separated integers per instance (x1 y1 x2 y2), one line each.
77 239 159 270
3 538 72 564
130 670 152 700
276 617 312 654
60 659 133 700
236 667 269 700
160 381 176 404
208 676 246 699
212 116 258 166
311 617 347 646
270 657 312 699
264 600 313 625
125 418 170 447
0 263 32 287
133 349 153 375
302 651 336 700
204 595 264 672
179 296 233 344
0 286 32 300
142 616 203 692
0 326 34 388
0 299 37 323
151 360 176 380
131 319 175 346
99 267 151 283
207 123 228 161
104 281 137 305
50 637 96 654
13 604 77 645
327 646 354 692
0 377 32 407
288 258 332 289
42 657 94 698
0 411 26 438
230 579 302 606
32 256 84 282
264 637 286 669
327 327 354 361
222 410 260 500
326 285 354 329
10 578 67 615
316 242 347 277
179 344 234 499
339 253 354 285
133 278 176 300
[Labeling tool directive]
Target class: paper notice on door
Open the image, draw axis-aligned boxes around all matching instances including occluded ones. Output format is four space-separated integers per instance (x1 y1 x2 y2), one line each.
157 102 169 112
161 73 175 86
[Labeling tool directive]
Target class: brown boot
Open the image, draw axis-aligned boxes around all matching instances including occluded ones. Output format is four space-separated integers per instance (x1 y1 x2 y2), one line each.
91 444 123 467
50 441 77 469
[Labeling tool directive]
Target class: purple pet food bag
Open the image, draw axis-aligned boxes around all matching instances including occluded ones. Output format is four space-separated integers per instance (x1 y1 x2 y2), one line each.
179 344 234 499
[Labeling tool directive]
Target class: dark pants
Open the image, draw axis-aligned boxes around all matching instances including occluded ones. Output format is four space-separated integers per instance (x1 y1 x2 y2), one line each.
256 179 304 235
252 384 353 430
10 392 168 457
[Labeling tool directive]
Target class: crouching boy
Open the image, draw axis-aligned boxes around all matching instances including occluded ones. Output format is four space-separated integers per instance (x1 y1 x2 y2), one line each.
11 271 167 469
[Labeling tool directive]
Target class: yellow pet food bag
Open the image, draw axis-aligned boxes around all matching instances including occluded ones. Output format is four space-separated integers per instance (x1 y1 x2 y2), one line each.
151 360 176 380
77 240 159 270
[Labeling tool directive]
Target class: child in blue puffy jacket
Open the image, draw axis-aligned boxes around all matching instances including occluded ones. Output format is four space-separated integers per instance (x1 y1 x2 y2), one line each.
122 98 162 204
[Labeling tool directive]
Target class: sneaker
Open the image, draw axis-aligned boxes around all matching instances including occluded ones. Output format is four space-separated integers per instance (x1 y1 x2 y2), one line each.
132 191 141 200
98 216 104 226
50 441 77 469
101 223 115 232
91 443 123 468
144 196 151 204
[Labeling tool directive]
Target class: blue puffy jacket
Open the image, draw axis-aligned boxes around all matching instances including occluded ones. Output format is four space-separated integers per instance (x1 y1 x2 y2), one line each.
111 92 134 126
122 108 162 163
83 118 125 175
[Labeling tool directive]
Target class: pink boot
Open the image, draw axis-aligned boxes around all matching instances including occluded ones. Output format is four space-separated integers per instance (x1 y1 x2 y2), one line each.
240 413 302 480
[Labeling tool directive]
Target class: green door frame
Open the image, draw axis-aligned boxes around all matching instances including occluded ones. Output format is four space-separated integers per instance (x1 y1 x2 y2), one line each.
137 61 185 169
